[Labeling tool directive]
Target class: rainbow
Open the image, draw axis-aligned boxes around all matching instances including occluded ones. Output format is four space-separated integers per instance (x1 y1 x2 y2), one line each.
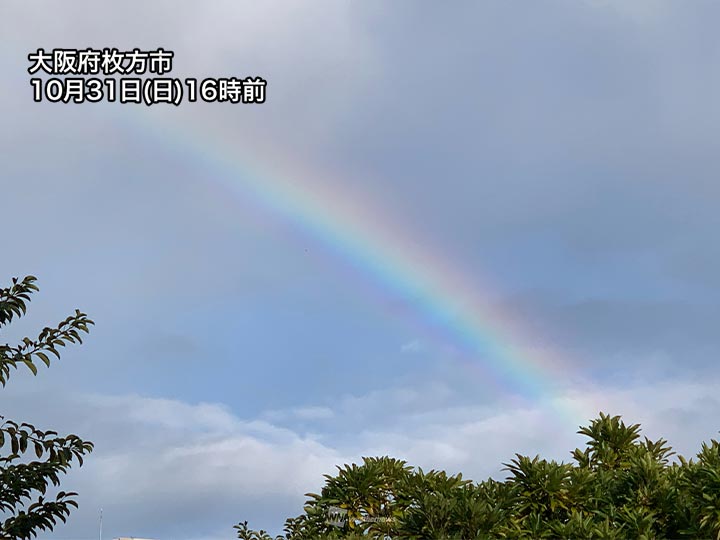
131 110 594 428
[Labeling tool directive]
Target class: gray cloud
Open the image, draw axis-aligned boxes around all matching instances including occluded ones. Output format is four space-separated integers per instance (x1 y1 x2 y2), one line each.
2 0 720 538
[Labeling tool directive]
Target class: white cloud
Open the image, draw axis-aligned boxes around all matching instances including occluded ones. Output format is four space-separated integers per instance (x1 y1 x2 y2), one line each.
9 373 716 539
2 1 719 539
262 405 335 422
401 339 423 353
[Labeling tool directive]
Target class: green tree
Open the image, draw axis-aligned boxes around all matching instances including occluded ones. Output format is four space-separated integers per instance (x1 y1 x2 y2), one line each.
236 412 720 539
0 276 94 539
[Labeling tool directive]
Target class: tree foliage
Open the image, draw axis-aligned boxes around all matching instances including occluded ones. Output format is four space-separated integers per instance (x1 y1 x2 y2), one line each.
1 276 94 539
237 413 720 539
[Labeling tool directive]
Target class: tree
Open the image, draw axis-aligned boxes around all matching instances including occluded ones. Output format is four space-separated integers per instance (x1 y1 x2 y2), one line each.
0 276 94 539
236 412 720 539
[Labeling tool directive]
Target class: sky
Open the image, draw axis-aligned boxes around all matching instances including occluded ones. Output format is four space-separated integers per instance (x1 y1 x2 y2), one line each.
2 1 720 538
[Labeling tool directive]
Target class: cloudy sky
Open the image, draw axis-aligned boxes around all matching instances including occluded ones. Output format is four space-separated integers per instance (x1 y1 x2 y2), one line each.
2 1 720 538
